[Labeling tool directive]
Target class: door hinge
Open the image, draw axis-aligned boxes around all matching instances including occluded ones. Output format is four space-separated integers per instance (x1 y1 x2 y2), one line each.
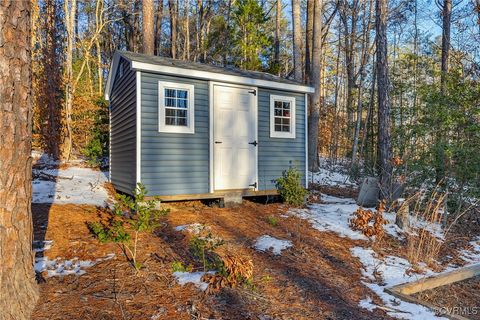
248 140 258 147
248 89 256 96
249 182 257 189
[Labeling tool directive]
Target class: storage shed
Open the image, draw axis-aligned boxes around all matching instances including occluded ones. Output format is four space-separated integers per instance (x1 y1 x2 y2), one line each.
105 51 314 201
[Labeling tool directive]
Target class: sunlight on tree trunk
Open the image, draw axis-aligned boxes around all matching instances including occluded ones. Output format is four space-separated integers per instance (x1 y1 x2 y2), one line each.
0 1 39 317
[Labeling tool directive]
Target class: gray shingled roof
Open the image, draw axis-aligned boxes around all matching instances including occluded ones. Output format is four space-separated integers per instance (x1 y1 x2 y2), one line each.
118 50 305 87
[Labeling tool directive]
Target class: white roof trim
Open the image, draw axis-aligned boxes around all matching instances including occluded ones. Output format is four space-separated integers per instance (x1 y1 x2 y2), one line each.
131 61 315 94
104 52 122 101
104 51 314 101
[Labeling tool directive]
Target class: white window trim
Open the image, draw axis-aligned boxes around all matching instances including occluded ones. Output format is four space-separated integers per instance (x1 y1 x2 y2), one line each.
270 94 296 139
158 81 195 134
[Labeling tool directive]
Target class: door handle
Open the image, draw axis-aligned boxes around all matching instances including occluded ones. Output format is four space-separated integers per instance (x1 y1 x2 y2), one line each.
248 140 258 147
215 141 222 144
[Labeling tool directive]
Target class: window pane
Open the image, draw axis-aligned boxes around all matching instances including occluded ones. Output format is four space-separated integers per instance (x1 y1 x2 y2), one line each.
283 102 290 110
177 90 188 99
177 99 188 108
165 97 176 107
275 118 282 125
165 117 176 125
177 118 187 126
283 110 290 117
177 109 187 118
283 118 290 126
275 109 282 116
282 125 290 132
275 124 282 132
165 108 176 117
275 101 282 109
165 88 176 98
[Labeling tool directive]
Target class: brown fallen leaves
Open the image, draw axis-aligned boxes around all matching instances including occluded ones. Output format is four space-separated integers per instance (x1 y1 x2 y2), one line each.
202 253 253 294
350 200 387 238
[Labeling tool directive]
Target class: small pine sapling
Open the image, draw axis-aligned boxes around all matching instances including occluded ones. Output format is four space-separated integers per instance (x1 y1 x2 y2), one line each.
275 167 308 206
89 183 169 271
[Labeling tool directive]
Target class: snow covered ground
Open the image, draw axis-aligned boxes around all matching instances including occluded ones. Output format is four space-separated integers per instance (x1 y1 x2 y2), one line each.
288 194 480 319
172 271 214 291
308 159 356 187
33 239 114 277
32 153 111 206
253 235 293 255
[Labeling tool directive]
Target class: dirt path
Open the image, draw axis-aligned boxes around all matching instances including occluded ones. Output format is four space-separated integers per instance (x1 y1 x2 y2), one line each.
32 200 392 320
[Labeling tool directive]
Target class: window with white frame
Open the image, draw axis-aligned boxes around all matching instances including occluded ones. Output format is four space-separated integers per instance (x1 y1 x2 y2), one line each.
158 81 195 134
270 95 296 138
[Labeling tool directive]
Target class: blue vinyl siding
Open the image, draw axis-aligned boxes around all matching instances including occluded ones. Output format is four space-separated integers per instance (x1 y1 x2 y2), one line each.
257 89 306 190
140 72 210 196
110 57 137 194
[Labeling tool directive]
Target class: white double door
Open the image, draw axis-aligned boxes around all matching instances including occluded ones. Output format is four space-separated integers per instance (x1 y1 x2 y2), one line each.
213 84 257 190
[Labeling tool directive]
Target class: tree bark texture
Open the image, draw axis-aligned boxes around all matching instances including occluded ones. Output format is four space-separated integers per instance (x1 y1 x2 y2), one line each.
0 1 39 318
440 0 451 90
292 0 303 81
375 0 393 200
61 0 76 161
308 0 323 171
155 0 164 55
305 0 314 83
169 0 177 59
142 0 155 55
274 0 281 74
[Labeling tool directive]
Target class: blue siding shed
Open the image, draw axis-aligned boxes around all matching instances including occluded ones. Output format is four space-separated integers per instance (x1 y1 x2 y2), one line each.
106 51 313 200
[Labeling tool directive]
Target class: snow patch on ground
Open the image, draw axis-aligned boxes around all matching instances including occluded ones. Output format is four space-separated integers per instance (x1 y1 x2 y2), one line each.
33 240 53 253
32 166 110 205
173 271 214 291
289 195 367 240
35 254 115 277
253 235 292 255
308 165 356 187
351 246 445 319
174 223 208 234
460 237 480 264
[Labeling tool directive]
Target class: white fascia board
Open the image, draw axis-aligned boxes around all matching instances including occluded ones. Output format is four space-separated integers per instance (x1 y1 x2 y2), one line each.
131 61 315 94
104 52 122 101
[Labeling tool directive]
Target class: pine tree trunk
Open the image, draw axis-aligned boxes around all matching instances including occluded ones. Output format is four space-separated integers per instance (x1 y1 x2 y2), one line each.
308 0 323 172
305 0 314 83
155 0 164 55
440 0 451 91
376 0 393 201
169 0 177 59
142 0 155 55
0 1 39 318
274 0 281 74
61 0 77 161
292 0 303 81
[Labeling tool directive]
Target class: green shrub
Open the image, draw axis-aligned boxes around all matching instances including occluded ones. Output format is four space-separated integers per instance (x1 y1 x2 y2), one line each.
189 233 225 272
88 183 169 271
275 167 308 206
265 215 278 227
171 261 192 273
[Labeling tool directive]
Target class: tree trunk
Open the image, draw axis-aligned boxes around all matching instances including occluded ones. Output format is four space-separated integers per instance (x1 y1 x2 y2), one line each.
292 0 303 81
440 0 451 91
185 0 190 60
169 0 177 58
61 0 77 161
305 0 314 83
143 0 155 54
376 0 393 201
351 0 373 165
133 0 141 52
42 0 61 159
308 0 323 172
274 0 281 74
0 1 39 318
155 0 164 55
